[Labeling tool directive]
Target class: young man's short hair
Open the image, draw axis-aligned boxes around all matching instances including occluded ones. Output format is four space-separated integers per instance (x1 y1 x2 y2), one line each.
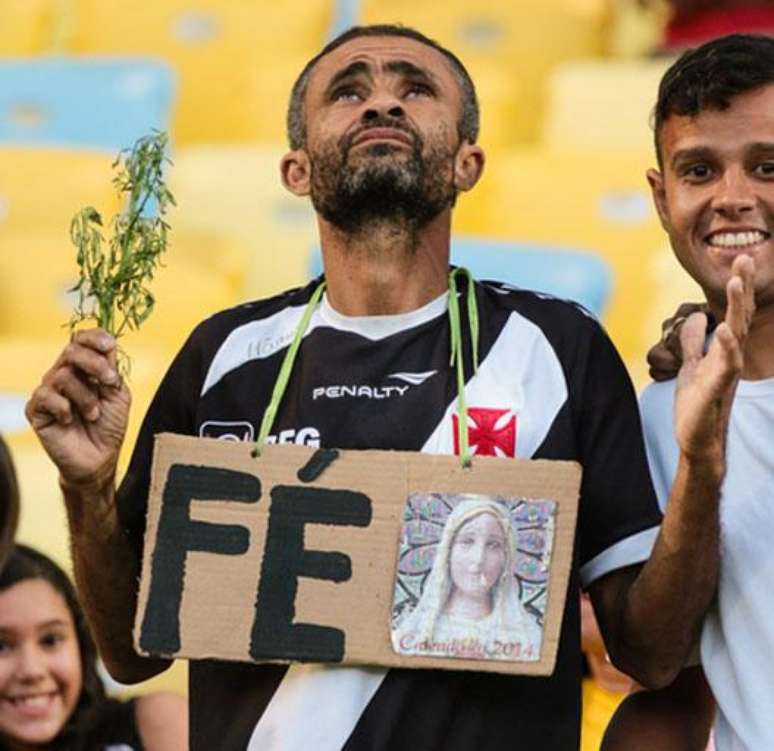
653 33 774 163
286 24 480 150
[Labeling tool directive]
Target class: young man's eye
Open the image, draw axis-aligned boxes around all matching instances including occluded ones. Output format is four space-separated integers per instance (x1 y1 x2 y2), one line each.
683 164 713 180
754 161 774 177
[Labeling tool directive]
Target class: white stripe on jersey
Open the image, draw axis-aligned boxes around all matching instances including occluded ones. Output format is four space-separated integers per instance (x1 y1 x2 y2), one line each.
421 310 568 459
200 303 315 397
246 665 386 751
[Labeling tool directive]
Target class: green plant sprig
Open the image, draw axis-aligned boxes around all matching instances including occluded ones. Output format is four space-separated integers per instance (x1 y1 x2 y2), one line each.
68 130 175 373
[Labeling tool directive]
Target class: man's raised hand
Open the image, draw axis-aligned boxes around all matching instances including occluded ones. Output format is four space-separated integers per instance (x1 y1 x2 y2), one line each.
25 329 131 491
674 255 755 463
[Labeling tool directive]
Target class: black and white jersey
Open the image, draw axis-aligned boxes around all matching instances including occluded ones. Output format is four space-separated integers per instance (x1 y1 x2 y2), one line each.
118 276 661 751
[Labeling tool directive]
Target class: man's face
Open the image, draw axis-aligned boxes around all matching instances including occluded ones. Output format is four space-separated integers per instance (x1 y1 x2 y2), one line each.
649 84 774 310
301 35 466 233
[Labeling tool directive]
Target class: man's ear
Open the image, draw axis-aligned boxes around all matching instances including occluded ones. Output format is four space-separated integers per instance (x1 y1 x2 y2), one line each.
647 167 670 231
281 150 312 196
453 142 485 192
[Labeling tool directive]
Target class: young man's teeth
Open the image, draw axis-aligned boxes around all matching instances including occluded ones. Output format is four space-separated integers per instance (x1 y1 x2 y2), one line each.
709 231 766 247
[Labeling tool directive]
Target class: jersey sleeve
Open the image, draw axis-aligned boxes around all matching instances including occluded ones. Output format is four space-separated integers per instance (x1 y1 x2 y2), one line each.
116 327 209 557
574 323 663 588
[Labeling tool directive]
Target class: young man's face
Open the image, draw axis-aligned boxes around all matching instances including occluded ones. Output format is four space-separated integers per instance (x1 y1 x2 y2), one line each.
649 84 774 311
295 34 478 231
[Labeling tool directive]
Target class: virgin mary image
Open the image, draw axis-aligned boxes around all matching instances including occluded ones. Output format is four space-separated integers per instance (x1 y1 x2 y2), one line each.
393 497 542 662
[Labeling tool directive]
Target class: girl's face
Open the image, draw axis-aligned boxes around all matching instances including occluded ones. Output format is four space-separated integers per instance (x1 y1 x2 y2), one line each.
449 512 507 601
0 579 82 747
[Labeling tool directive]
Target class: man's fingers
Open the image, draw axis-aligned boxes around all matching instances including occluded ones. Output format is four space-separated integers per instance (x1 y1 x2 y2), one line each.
647 347 679 382
725 255 755 341
71 328 116 355
47 341 120 389
678 312 708 364
708 321 744 387
49 369 102 422
25 384 73 429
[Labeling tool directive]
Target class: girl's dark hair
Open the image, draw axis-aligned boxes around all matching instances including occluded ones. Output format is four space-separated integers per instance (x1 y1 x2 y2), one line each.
0 544 108 751
0 435 19 568
654 33 774 164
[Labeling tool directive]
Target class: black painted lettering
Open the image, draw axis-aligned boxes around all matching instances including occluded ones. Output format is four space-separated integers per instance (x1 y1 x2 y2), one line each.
250 485 371 663
140 464 261 654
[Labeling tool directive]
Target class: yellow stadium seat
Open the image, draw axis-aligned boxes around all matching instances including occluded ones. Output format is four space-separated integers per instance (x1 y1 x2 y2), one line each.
0 147 119 230
66 0 332 145
362 0 609 147
453 146 702 388
0 0 56 54
0 221 240 355
170 145 317 301
541 58 675 152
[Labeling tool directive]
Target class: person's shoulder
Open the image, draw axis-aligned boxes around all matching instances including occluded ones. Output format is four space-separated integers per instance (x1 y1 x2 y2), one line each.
478 279 602 336
183 280 320 355
639 378 677 417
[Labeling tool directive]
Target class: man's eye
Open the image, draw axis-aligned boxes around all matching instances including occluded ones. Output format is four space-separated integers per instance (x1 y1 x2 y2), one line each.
683 164 713 180
754 161 774 177
405 84 433 99
333 88 361 103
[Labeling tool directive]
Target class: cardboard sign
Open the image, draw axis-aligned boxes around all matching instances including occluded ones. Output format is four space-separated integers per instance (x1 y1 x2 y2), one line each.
135 433 581 676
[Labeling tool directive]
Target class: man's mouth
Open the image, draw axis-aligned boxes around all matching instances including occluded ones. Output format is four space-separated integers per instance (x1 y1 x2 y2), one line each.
351 127 413 148
705 229 770 249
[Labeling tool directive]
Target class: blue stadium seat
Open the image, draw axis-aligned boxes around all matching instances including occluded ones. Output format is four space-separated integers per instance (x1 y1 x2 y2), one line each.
0 57 174 151
448 237 613 317
309 237 613 318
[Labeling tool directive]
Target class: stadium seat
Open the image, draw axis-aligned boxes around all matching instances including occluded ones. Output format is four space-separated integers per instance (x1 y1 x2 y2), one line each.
0 0 55 55
361 0 608 146
0 147 119 229
170 145 317 300
0 221 239 352
0 57 174 151
450 238 612 317
452 146 703 387
541 58 674 152
66 0 332 145
308 237 612 318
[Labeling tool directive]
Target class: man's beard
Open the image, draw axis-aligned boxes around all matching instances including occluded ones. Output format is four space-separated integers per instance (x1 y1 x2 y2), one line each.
309 118 458 235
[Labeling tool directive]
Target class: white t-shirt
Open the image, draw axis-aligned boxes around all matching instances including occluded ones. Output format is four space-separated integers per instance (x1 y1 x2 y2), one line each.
640 377 774 751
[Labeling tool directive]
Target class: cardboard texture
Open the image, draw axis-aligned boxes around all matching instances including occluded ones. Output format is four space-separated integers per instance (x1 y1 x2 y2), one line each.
135 433 581 677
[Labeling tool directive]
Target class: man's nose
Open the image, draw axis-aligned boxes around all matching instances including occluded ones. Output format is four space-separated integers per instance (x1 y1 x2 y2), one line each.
361 92 405 123
712 168 756 217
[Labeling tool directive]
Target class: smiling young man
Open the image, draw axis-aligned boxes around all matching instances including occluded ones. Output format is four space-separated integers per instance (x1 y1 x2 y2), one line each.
25 25 752 751
603 34 774 751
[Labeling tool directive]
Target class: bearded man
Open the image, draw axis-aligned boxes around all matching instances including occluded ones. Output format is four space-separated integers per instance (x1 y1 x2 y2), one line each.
26 24 752 751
